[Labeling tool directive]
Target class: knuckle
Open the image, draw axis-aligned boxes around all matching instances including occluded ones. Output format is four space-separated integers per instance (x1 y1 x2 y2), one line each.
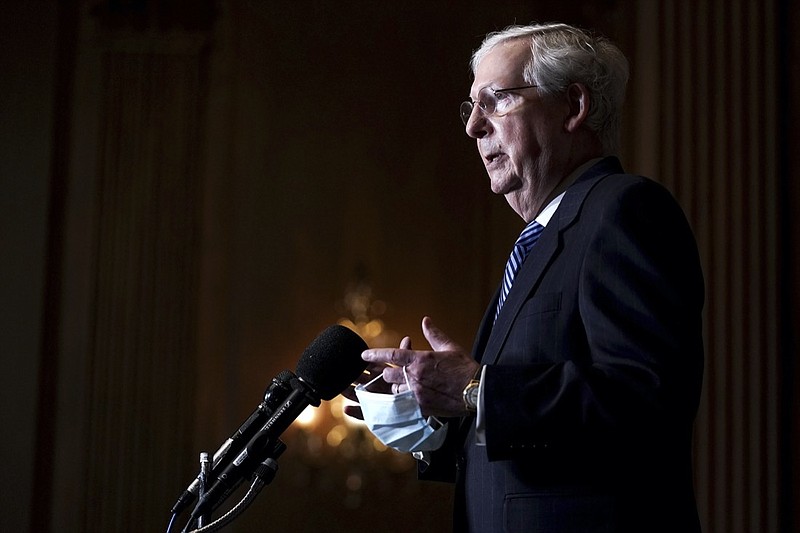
390 348 403 365
383 366 398 381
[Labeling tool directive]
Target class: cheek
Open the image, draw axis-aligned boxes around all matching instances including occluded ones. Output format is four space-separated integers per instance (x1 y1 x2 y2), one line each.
502 127 533 160
514 134 545 168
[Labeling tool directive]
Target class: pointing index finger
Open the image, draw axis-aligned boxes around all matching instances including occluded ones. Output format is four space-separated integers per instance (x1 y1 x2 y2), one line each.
362 348 414 367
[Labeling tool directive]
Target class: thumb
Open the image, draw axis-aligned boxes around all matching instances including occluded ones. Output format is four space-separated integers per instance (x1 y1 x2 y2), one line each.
421 316 461 352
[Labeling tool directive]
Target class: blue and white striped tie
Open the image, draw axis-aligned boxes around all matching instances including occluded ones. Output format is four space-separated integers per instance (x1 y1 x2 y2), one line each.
495 220 544 321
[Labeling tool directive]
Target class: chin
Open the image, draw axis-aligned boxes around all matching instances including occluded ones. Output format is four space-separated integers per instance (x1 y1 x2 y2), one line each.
488 175 520 196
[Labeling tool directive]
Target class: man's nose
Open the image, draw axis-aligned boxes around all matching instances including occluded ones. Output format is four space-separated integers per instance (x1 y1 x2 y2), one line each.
465 108 491 139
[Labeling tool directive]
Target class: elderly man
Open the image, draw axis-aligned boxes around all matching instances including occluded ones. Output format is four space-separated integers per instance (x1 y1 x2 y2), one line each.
353 23 704 533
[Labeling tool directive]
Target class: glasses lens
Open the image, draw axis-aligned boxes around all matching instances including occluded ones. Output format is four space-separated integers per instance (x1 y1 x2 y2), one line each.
479 88 497 115
459 101 474 125
460 88 501 125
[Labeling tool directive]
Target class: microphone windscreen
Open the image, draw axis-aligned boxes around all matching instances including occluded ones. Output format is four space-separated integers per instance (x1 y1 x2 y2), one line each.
295 325 368 400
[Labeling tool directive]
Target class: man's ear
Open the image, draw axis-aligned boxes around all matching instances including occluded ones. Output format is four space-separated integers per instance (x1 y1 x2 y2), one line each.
564 83 591 132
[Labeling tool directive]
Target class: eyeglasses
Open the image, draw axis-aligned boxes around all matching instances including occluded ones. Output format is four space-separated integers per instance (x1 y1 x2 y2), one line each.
459 85 539 125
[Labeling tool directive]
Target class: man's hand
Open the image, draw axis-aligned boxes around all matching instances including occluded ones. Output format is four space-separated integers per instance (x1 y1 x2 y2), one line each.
361 316 479 418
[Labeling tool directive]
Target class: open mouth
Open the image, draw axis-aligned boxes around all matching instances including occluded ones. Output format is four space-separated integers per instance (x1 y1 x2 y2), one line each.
484 152 503 165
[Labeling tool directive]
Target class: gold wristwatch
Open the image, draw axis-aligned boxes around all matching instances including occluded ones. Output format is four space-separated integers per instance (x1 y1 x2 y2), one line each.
462 368 482 413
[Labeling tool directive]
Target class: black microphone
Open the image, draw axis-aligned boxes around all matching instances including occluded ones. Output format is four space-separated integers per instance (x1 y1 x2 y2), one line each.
294 323 371 401
170 370 295 516
185 324 368 521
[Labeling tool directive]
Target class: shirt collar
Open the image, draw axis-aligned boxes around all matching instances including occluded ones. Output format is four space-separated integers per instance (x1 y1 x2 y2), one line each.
535 157 603 227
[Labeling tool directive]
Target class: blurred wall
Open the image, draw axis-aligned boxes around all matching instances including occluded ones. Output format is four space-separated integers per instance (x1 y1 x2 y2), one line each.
2 0 798 532
0 2 57 530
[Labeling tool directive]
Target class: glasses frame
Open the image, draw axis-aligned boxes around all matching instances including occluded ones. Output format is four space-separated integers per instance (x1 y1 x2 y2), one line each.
460 84 540 125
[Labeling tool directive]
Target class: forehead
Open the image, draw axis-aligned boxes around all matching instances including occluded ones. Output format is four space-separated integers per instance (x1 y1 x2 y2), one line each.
472 39 531 91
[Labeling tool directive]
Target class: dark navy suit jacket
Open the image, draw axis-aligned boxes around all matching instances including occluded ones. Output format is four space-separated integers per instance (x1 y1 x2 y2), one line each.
422 157 704 533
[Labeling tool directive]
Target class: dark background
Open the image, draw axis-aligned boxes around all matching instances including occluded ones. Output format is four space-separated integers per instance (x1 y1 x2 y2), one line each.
2 0 798 531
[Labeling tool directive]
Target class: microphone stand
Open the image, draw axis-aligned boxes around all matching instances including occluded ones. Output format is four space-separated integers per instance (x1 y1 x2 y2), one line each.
178 439 287 533
197 452 211 528
185 454 283 533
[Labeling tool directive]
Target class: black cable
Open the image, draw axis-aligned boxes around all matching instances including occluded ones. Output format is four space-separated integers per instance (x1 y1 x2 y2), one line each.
187 458 279 533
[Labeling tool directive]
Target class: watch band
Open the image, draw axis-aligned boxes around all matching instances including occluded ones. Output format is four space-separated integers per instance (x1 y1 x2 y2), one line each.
462 366 482 413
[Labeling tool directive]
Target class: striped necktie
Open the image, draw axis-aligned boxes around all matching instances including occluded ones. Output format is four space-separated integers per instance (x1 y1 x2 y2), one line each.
495 220 544 321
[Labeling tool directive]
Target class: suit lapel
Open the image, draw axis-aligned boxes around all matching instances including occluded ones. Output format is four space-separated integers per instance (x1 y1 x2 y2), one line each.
471 292 497 363
477 157 624 366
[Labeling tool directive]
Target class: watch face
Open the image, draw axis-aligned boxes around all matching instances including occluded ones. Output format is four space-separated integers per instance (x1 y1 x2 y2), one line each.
466 384 479 408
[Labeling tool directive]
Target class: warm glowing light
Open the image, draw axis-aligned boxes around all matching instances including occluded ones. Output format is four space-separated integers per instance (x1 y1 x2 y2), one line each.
326 424 348 447
329 396 344 419
291 276 412 476
295 405 318 428
338 318 356 330
364 319 384 338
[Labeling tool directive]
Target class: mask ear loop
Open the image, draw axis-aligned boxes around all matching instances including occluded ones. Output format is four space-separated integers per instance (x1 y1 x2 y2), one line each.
402 365 412 388
358 365 415 394
361 371 387 391
360 366 410 392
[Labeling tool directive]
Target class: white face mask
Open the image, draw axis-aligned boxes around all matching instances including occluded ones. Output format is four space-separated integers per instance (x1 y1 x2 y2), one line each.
354 367 447 453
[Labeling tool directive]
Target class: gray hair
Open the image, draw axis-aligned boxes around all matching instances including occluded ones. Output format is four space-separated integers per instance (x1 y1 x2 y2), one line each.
471 23 630 154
